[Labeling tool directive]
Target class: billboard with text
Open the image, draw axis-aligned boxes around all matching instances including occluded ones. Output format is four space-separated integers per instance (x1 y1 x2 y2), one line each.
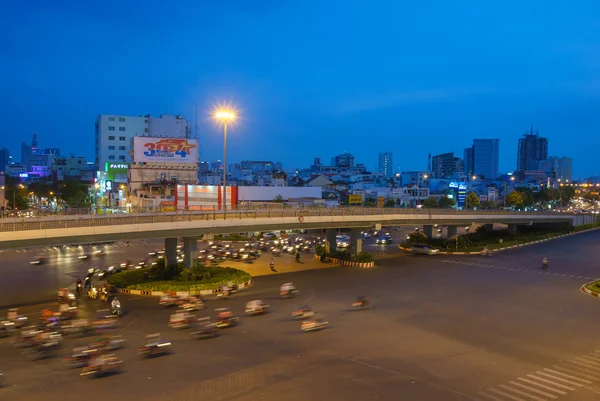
133 137 197 164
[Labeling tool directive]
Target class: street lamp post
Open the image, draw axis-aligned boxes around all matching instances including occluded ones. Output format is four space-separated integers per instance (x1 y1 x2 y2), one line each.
416 174 428 207
13 184 24 211
214 109 237 211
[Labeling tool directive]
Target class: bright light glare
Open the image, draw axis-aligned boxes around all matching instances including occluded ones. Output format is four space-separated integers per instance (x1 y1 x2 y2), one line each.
214 110 237 121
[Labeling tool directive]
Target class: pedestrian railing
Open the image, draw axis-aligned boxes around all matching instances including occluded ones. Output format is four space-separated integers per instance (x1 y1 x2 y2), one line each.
0 208 570 233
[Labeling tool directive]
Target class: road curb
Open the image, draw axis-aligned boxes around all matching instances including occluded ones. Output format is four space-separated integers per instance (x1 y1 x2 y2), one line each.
312 254 375 268
117 279 254 297
581 280 600 298
399 227 600 256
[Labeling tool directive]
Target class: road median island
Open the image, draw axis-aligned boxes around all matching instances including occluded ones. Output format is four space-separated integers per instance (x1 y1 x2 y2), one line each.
313 247 375 268
581 280 600 298
398 222 600 256
107 264 252 297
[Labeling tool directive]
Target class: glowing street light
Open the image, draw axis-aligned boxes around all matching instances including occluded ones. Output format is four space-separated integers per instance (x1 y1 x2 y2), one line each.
213 108 238 211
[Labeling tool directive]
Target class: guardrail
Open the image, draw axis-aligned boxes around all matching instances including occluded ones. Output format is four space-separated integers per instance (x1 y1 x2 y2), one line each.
0 208 569 233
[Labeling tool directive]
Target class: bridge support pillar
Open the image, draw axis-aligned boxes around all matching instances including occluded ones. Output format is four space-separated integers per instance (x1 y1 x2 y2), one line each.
423 225 433 238
165 237 178 267
326 229 337 253
183 237 198 269
446 226 457 238
508 224 518 236
349 228 363 255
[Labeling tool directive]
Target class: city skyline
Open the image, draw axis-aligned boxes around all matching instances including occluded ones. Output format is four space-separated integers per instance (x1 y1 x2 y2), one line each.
2 1 600 177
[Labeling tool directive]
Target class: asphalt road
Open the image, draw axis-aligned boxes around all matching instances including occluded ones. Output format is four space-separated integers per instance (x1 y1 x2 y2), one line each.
0 231 409 307
2 231 600 400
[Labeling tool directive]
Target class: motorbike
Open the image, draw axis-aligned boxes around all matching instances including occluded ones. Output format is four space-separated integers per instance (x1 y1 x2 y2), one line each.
168 312 195 330
0 370 3 386
6 309 28 329
110 304 122 317
90 335 126 351
480 249 492 257
190 318 219 340
351 300 370 311
159 293 181 307
280 289 299 299
292 308 314 320
76 282 83 295
0 320 17 338
301 318 329 332
214 308 239 329
180 298 204 312
138 335 172 358
80 354 123 377
61 319 93 337
245 302 270 316
66 347 93 369
22 335 62 360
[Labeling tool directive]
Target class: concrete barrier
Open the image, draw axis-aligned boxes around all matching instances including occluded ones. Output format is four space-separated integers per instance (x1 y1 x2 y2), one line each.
312 254 374 268
581 281 600 298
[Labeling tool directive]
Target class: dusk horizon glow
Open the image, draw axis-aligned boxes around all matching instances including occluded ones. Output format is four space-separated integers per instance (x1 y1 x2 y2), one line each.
2 0 600 177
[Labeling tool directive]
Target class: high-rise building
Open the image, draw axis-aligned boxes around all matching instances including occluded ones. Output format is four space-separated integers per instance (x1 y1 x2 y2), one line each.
95 114 190 169
548 156 573 182
377 152 393 178
431 152 463 179
0 147 9 173
517 128 548 178
20 133 60 172
331 152 354 169
472 139 500 179
463 147 474 177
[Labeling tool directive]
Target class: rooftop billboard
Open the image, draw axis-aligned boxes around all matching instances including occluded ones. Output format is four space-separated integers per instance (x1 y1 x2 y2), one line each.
132 137 197 164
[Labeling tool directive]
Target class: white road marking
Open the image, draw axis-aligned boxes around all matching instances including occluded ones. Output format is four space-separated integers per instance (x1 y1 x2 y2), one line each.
543 368 593 384
479 392 506 401
534 371 583 387
498 384 547 401
488 388 526 401
508 381 558 399
516 378 566 395
526 374 574 391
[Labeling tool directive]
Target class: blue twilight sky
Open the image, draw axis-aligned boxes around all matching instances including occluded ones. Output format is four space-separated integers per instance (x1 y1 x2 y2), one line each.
2 0 600 177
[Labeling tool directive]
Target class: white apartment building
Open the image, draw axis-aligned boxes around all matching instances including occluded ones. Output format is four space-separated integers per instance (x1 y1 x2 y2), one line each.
95 114 190 169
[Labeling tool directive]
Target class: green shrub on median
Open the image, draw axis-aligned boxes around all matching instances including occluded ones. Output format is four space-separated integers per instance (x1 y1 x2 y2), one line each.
107 264 251 292
401 225 589 253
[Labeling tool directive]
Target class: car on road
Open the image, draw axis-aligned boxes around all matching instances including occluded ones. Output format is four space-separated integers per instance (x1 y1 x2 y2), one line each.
411 244 439 255
263 232 280 240
376 235 392 245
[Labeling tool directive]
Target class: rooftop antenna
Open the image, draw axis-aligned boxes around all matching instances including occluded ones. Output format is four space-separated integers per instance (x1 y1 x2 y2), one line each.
195 104 200 161
427 153 431 173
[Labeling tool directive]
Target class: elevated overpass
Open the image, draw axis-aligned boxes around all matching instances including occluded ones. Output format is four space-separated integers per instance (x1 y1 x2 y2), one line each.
0 208 582 251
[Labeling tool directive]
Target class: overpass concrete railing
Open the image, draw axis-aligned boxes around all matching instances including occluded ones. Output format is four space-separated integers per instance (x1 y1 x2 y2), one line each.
0 208 570 233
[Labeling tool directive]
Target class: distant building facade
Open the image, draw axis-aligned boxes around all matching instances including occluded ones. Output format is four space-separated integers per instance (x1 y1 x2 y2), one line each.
0 147 9 173
431 152 463 179
517 128 548 179
549 156 573 182
463 147 474 177
95 114 190 169
472 138 500 179
377 152 393 178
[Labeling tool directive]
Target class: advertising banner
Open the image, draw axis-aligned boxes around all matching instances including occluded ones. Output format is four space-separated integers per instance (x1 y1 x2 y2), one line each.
348 194 363 204
377 196 385 208
133 137 198 164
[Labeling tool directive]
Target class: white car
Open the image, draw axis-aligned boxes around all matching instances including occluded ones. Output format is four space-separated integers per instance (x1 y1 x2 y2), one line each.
411 244 439 255
263 232 279 240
